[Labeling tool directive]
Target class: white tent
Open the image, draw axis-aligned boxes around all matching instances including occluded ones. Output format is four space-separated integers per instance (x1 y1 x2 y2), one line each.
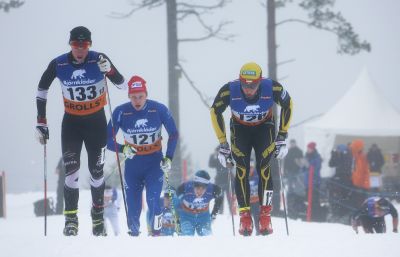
303 68 400 177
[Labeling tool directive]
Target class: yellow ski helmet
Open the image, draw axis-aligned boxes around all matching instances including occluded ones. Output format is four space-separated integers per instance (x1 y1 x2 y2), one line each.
239 62 262 84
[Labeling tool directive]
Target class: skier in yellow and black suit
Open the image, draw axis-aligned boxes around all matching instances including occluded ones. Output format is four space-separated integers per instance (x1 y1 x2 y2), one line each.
210 62 293 236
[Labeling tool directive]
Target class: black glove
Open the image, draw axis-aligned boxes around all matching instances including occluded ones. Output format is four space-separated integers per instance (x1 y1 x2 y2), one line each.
211 213 217 222
36 117 49 145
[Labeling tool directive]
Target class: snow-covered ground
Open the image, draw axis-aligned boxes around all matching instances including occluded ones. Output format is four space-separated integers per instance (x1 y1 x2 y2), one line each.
0 190 399 257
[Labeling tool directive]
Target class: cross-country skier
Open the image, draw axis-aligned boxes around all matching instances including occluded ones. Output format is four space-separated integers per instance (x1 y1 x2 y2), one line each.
35 26 127 236
103 185 120 236
210 62 293 236
351 196 398 234
176 170 223 236
107 75 178 236
160 190 179 236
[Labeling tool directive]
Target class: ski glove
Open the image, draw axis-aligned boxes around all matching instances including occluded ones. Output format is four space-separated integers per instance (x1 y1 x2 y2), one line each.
36 118 49 145
211 213 217 221
218 142 231 168
161 157 172 173
122 144 137 159
274 134 288 159
98 55 111 73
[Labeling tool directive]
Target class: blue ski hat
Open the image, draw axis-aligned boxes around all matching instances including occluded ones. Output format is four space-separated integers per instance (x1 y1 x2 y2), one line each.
336 144 348 153
194 170 210 187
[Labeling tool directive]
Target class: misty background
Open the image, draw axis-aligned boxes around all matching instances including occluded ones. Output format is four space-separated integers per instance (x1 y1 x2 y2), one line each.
0 0 399 193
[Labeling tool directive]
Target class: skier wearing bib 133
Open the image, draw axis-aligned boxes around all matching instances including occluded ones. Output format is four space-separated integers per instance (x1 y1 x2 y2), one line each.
106 75 178 236
35 26 127 236
210 62 293 236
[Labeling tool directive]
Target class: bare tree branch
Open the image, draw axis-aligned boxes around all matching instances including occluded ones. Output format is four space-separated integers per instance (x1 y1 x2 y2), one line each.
178 63 211 109
276 0 370 55
0 0 24 13
109 0 164 19
276 18 310 26
176 0 228 10
277 58 296 66
179 20 234 42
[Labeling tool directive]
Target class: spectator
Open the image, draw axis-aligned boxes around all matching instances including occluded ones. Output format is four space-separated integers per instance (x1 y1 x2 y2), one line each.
367 143 385 174
350 139 371 207
284 139 304 182
327 144 353 221
304 142 322 221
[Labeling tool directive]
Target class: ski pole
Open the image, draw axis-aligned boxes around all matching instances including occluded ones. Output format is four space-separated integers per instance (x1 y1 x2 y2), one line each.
278 159 289 235
43 140 47 236
227 158 236 236
102 63 130 233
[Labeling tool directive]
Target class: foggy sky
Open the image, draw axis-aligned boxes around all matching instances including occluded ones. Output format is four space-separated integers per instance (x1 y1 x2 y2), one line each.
0 0 399 193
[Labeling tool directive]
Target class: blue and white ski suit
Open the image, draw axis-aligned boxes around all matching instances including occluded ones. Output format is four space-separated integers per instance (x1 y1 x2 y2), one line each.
176 181 222 236
107 100 178 235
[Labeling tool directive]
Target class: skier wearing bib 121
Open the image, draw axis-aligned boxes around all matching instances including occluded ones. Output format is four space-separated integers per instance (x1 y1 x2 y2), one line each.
35 26 127 236
210 62 293 236
176 170 223 236
107 75 178 236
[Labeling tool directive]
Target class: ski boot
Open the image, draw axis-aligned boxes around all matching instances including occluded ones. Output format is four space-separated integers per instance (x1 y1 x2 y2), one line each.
259 205 273 235
239 209 253 236
91 207 107 236
63 215 78 236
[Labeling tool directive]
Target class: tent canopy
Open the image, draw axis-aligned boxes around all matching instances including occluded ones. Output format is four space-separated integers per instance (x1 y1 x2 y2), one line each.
305 68 400 136
303 68 400 177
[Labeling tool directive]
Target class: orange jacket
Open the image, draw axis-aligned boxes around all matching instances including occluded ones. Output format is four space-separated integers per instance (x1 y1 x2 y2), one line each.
351 139 370 189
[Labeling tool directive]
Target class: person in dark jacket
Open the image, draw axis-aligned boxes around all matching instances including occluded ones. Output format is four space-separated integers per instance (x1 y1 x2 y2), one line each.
327 144 353 221
367 143 385 174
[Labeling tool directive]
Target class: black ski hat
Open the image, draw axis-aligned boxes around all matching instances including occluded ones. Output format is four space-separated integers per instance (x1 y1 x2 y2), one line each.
69 26 91 42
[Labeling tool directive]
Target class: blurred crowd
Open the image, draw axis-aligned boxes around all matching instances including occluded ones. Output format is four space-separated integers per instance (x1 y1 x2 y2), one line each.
282 139 400 226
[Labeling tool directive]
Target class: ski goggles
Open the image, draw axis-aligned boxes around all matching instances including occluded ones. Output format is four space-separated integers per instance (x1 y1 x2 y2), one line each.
70 40 91 49
240 79 261 90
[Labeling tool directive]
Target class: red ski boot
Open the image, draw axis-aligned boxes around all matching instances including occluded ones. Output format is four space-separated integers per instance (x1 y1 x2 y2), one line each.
259 205 273 235
239 209 253 236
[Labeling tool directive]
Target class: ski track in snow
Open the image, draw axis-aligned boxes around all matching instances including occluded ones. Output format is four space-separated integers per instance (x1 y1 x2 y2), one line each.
0 190 399 257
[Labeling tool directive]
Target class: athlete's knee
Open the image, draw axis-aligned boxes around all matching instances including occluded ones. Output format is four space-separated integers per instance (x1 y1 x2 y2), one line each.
65 171 79 189
89 174 104 188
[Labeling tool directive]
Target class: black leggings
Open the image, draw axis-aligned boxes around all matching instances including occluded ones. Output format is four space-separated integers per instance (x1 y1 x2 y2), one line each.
230 121 275 209
61 109 107 213
360 216 386 233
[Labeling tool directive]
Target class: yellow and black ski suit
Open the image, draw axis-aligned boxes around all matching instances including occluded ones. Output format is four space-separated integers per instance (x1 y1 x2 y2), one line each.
210 78 293 212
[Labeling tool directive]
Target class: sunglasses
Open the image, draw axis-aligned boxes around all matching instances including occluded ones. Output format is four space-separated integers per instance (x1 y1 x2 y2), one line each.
70 40 91 49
